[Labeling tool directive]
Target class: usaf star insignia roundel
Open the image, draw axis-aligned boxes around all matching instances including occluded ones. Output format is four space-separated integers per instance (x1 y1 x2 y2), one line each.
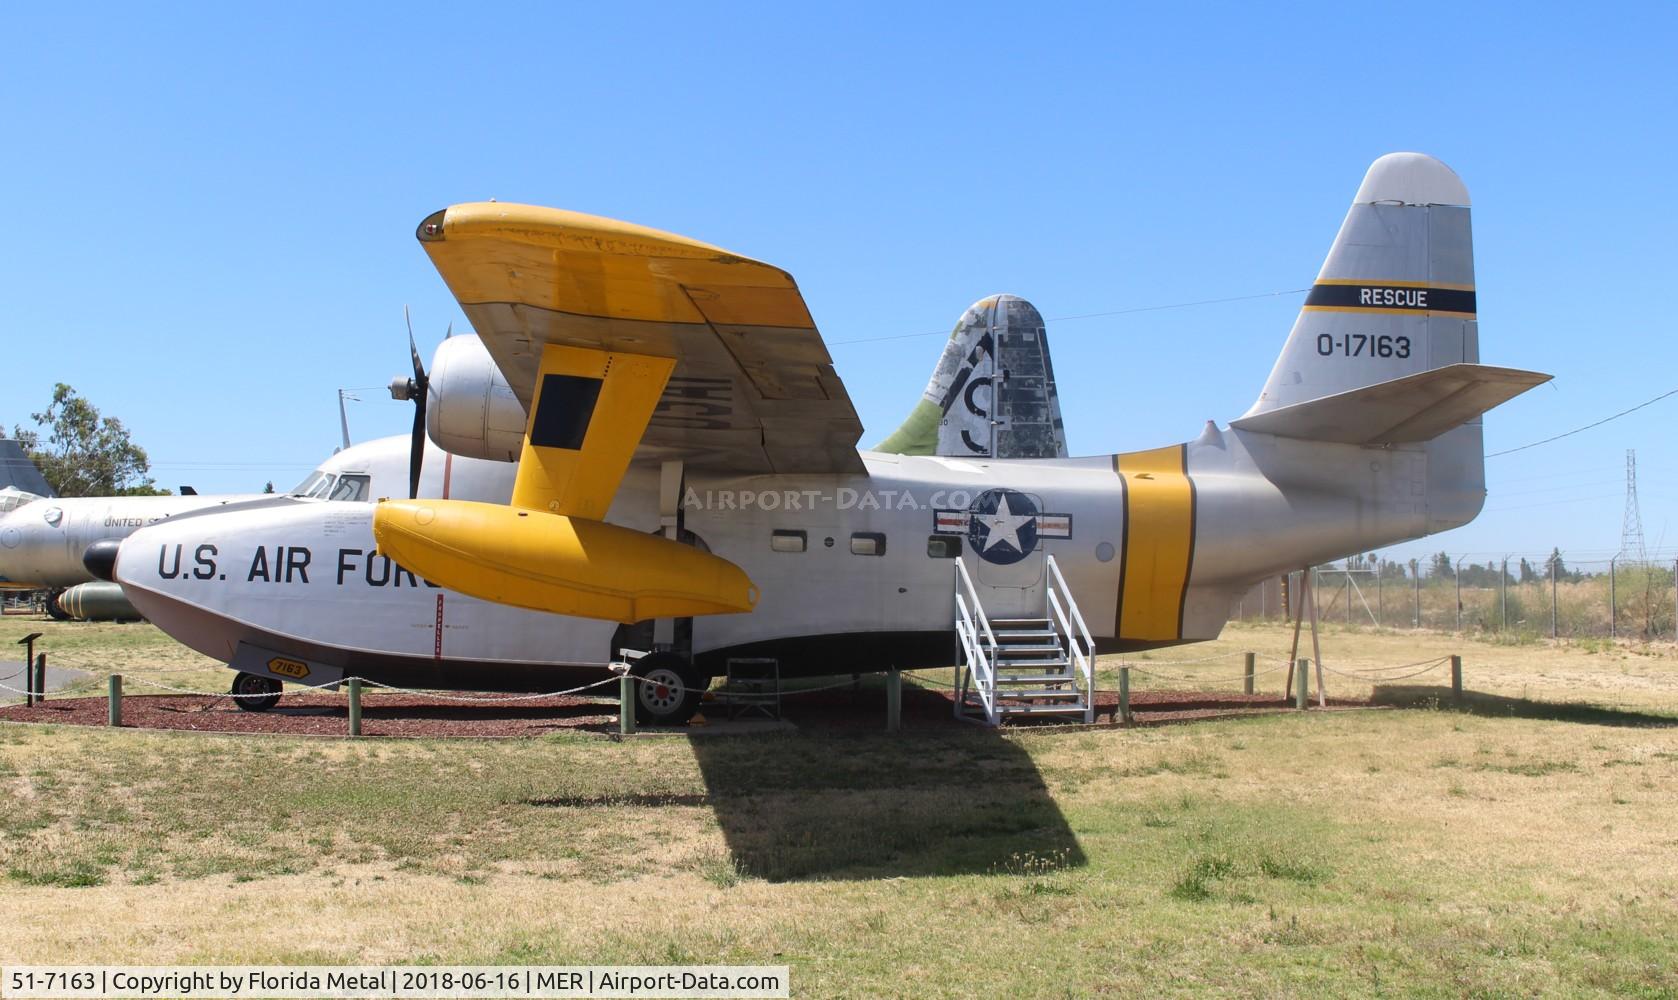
932 489 1072 565
967 489 1039 565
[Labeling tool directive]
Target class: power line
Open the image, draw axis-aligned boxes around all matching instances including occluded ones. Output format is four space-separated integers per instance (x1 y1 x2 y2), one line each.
827 287 1310 347
1488 386 1678 457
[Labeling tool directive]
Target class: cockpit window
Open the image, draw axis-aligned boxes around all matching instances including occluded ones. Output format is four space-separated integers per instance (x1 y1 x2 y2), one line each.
289 472 339 499
290 471 327 496
328 474 371 502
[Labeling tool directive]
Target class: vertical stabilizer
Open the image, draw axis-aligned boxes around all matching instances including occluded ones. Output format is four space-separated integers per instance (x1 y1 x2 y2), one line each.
875 294 1068 458
1246 153 1477 417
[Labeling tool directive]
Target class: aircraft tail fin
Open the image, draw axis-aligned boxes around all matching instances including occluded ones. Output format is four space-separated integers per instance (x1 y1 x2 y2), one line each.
1231 363 1549 445
1245 153 1482 419
1239 152 1552 534
874 294 1067 458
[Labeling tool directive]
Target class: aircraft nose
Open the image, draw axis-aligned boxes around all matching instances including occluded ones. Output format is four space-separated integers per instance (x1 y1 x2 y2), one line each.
83 539 121 582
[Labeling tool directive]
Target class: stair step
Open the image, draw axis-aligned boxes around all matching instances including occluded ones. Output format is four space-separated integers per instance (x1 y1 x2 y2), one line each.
993 657 1073 671
993 643 1063 655
996 688 1083 701
995 703 1090 716
990 618 1051 628
995 673 1076 685
995 628 1057 640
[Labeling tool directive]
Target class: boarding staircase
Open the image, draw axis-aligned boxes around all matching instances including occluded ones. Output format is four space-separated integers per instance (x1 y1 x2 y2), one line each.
954 555 1095 725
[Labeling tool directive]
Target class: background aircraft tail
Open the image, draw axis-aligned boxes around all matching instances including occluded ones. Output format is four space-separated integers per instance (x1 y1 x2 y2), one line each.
875 294 1068 459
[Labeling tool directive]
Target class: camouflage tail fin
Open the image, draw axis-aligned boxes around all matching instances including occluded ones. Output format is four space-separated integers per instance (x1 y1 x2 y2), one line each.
874 294 1067 458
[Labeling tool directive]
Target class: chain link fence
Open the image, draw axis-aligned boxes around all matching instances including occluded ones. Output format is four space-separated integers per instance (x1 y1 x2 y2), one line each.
1233 556 1678 641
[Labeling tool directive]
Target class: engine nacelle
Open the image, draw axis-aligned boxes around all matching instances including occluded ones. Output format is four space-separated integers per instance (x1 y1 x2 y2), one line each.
426 335 527 462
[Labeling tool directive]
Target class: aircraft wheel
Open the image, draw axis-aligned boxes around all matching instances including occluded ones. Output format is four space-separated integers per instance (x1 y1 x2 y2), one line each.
631 652 703 727
44 589 71 621
231 672 282 712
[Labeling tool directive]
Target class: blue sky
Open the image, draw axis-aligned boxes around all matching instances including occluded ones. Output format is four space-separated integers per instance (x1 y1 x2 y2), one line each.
4 2 1674 571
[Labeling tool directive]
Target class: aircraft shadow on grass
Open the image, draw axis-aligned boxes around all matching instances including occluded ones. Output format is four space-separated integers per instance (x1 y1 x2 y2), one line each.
528 685 1087 882
1373 684 1678 729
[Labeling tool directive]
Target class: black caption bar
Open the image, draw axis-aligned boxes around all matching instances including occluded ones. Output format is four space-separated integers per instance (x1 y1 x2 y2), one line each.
1306 283 1476 314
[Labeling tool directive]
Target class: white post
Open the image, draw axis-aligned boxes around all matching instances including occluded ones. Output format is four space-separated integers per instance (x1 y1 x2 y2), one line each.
1308 574 1326 708
1550 554 1559 639
1500 557 1509 631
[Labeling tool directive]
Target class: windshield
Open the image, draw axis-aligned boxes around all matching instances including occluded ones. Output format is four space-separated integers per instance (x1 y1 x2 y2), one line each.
328 474 371 502
289 470 373 502
289 472 338 499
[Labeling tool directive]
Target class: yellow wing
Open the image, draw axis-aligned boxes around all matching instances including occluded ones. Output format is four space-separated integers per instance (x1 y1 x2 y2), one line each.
417 202 866 476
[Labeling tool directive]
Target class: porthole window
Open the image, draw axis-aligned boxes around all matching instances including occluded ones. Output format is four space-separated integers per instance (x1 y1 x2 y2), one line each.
927 535 962 559
770 529 807 553
850 532 886 556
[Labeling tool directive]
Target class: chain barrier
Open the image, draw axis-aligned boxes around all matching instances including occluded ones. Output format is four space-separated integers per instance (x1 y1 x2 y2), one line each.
1318 657 1450 682
1119 659 1293 683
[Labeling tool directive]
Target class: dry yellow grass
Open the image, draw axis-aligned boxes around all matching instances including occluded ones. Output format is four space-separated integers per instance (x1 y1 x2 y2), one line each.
1 620 1675 995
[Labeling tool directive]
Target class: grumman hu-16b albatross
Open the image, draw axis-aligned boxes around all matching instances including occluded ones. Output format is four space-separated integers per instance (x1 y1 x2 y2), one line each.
100 153 1547 726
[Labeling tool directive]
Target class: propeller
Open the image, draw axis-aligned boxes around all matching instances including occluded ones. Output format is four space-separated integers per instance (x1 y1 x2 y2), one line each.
388 306 430 500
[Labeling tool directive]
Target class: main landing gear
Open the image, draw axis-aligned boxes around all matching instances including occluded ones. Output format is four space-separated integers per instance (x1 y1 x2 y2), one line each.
630 652 705 727
231 671 282 712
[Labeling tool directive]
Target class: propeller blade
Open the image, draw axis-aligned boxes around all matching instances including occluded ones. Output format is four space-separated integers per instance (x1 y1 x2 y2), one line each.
409 392 426 500
401 306 431 499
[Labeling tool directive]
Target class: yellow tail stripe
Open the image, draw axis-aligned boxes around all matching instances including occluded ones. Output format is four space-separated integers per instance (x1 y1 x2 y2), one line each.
1114 444 1196 641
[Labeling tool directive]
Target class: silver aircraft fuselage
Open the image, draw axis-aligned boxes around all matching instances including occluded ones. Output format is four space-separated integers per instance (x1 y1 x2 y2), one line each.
111 420 1474 688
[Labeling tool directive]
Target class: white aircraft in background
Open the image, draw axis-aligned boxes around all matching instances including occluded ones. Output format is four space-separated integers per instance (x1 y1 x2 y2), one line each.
102 153 1546 728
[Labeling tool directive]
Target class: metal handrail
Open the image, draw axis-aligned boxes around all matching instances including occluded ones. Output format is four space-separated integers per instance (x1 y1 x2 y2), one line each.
1046 554 1095 723
954 593 996 721
954 560 999 723
1046 555 1093 658
954 559 999 653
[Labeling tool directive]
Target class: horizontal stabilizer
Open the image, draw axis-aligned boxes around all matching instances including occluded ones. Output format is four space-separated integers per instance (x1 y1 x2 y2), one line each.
1230 363 1551 445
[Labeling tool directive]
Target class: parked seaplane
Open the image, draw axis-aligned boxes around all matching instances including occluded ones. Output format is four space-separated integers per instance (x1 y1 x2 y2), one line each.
99 153 1547 725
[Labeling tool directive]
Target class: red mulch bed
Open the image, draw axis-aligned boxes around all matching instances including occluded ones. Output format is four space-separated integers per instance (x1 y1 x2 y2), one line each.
0 685 1375 738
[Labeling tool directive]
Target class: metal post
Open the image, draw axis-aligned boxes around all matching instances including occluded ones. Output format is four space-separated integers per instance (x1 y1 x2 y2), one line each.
1377 573 1383 626
15 633 41 707
1411 561 1420 627
1500 557 1509 631
1308 581 1327 708
1295 658 1309 710
34 653 45 704
1551 555 1559 639
1118 666 1132 726
619 674 636 735
885 668 901 732
1455 563 1463 632
347 678 362 737
107 674 122 727
1610 556 1618 639
1450 655 1462 706
1243 652 1255 695
1345 568 1352 625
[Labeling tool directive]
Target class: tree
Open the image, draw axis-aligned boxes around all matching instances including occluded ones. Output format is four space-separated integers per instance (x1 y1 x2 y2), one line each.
1547 548 1570 582
1519 557 1537 584
263 481 275 494
1429 551 1453 579
11 384 166 497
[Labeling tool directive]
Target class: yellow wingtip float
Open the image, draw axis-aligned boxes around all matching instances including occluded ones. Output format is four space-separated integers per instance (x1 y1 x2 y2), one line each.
371 500 757 623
